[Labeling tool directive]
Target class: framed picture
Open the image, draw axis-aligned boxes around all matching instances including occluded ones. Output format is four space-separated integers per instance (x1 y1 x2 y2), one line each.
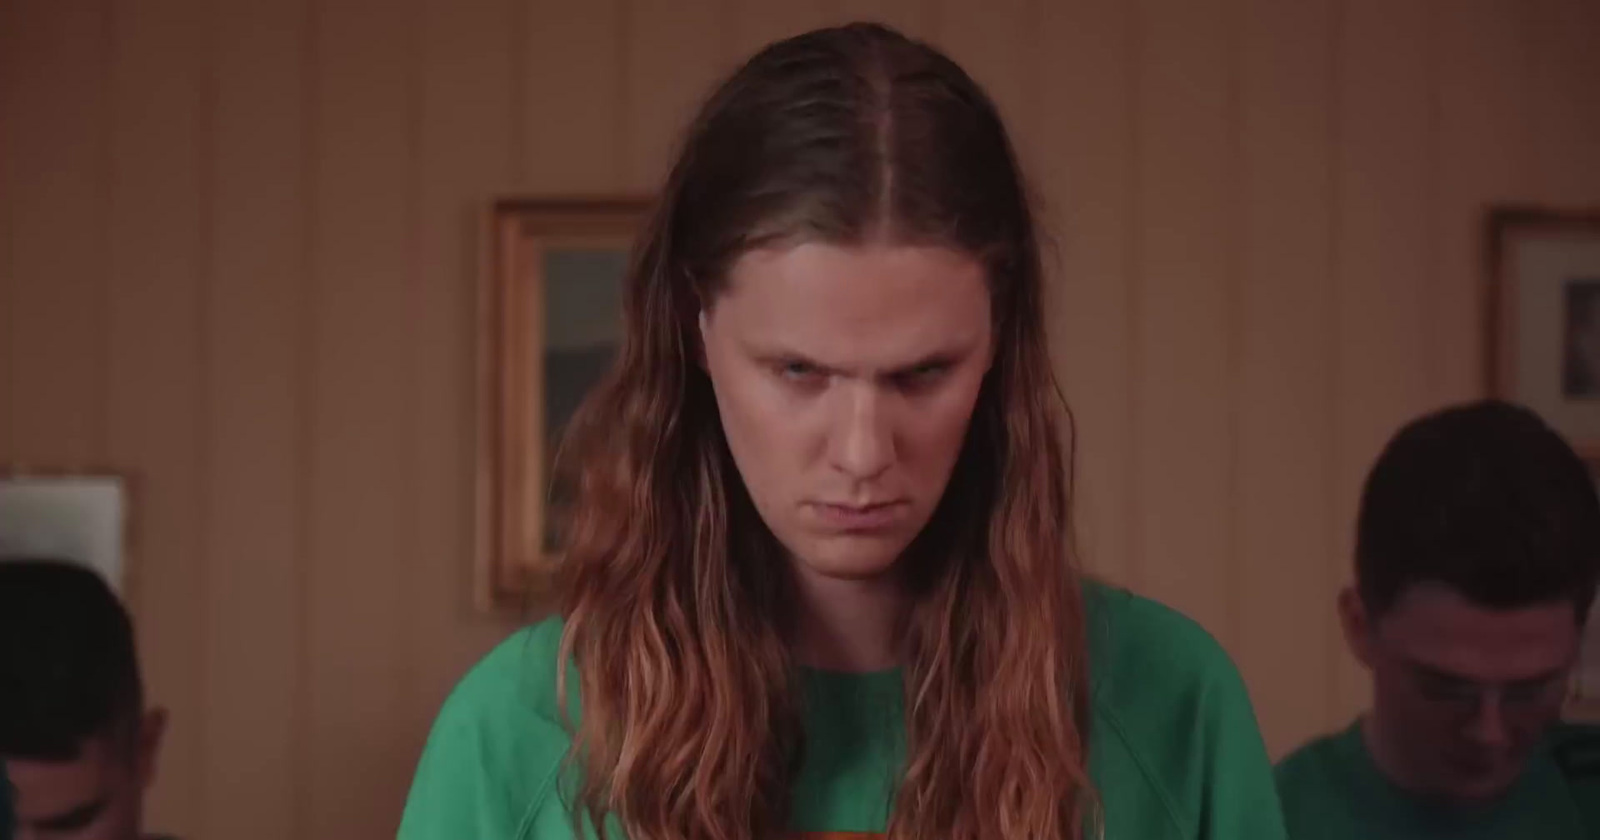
1488 206 1600 459
0 469 130 593
478 198 651 610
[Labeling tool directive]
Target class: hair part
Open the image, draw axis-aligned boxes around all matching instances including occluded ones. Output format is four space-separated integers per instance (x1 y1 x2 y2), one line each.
547 22 1092 840
0 558 144 762
1356 399 1600 623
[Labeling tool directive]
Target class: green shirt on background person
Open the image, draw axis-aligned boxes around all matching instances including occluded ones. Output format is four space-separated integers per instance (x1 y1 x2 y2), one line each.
1276 719 1600 839
397 583 1288 839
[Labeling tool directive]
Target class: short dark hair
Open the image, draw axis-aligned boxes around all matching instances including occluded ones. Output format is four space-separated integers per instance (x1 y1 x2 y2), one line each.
0 558 144 760
1356 400 1600 621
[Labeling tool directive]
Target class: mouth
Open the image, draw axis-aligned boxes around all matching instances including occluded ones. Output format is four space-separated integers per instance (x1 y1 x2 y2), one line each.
808 500 909 532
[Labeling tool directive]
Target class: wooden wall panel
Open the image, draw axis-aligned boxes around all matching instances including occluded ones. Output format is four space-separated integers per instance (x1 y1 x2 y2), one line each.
1432 0 1532 407
835 0 934 41
519 0 624 192
729 0 837 59
1034 0 1137 587
102 0 209 830
1235 0 1338 753
304 0 418 834
934 0 1031 148
1130 0 1237 645
1330 0 1437 717
622 0 728 192
0 0 15 460
413 0 526 729
2 1 110 464
1530 0 1600 203
202 0 308 836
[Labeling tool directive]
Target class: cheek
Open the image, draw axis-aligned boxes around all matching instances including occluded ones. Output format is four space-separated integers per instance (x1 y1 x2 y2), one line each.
902 376 986 466
709 370 812 495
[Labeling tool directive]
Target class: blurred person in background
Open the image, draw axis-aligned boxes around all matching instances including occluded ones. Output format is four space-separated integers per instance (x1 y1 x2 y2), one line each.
1276 400 1600 839
0 558 171 840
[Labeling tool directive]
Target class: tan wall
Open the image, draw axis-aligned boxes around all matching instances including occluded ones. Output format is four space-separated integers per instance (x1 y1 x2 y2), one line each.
2 0 1597 837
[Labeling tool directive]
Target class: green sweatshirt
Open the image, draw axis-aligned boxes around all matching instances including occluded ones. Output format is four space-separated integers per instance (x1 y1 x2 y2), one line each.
398 583 1287 839
1275 719 1600 839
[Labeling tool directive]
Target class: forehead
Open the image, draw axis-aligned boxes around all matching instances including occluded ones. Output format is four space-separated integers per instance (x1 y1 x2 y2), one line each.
1378 582 1580 678
714 242 991 358
5 744 116 818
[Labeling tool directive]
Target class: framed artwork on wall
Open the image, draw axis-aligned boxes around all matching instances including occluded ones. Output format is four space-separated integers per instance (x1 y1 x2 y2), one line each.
1488 206 1600 459
1487 207 1600 721
478 198 650 611
0 469 131 593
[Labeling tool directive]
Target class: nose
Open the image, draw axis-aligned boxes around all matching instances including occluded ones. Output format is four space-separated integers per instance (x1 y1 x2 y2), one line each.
828 382 894 482
1464 692 1511 750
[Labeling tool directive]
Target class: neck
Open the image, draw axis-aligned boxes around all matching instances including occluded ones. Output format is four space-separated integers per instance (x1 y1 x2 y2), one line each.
789 564 907 672
1361 712 1422 792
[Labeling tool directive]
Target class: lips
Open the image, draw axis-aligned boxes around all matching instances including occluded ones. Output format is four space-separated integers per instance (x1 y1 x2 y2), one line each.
809 500 908 531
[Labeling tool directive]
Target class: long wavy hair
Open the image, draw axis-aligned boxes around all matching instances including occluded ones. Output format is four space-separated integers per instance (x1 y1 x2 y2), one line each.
547 22 1093 840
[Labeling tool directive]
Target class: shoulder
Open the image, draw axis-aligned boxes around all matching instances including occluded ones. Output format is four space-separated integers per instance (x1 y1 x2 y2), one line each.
1084 581 1244 705
398 617 576 839
1550 721 1600 780
1083 582 1287 840
1273 728 1349 812
438 616 571 725
1270 725 1372 840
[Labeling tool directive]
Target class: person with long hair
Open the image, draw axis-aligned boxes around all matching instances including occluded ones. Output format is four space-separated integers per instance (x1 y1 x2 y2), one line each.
399 23 1285 840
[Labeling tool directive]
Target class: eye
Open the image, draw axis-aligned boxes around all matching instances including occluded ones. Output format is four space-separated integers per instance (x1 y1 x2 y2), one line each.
774 359 826 387
891 361 952 392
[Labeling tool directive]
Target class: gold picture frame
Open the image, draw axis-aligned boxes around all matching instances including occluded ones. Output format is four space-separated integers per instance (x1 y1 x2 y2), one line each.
1487 205 1600 460
477 198 651 611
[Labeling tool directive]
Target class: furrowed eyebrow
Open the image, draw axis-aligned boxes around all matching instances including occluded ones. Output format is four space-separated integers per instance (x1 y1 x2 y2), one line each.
747 342 977 378
1403 657 1569 690
34 795 110 832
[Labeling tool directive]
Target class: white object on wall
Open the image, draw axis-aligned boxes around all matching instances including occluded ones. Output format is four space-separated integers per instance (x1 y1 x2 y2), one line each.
0 475 127 592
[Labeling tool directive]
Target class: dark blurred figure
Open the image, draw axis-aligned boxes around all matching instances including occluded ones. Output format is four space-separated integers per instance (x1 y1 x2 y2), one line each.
0 559 170 840
1277 400 1600 838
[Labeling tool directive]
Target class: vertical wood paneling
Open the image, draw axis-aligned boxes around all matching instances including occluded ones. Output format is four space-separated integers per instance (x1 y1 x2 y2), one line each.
1131 0 1236 643
202 1 307 836
1432 0 1533 408
934 0 1031 156
305 0 417 834
1530 0 1600 203
1236 0 1338 755
103 0 209 832
3 1 110 464
1035 0 1136 586
1331 0 1435 718
519 0 623 193
0 0 16 460
413 0 525 732
623 0 728 191
729 0 836 57
835 0 933 40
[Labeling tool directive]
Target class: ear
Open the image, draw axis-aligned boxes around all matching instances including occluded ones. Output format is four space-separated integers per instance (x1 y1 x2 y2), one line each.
1338 586 1377 669
133 707 169 791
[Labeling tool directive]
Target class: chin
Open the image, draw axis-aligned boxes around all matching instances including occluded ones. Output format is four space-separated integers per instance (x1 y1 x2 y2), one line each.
790 536 909 581
1442 764 1522 802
